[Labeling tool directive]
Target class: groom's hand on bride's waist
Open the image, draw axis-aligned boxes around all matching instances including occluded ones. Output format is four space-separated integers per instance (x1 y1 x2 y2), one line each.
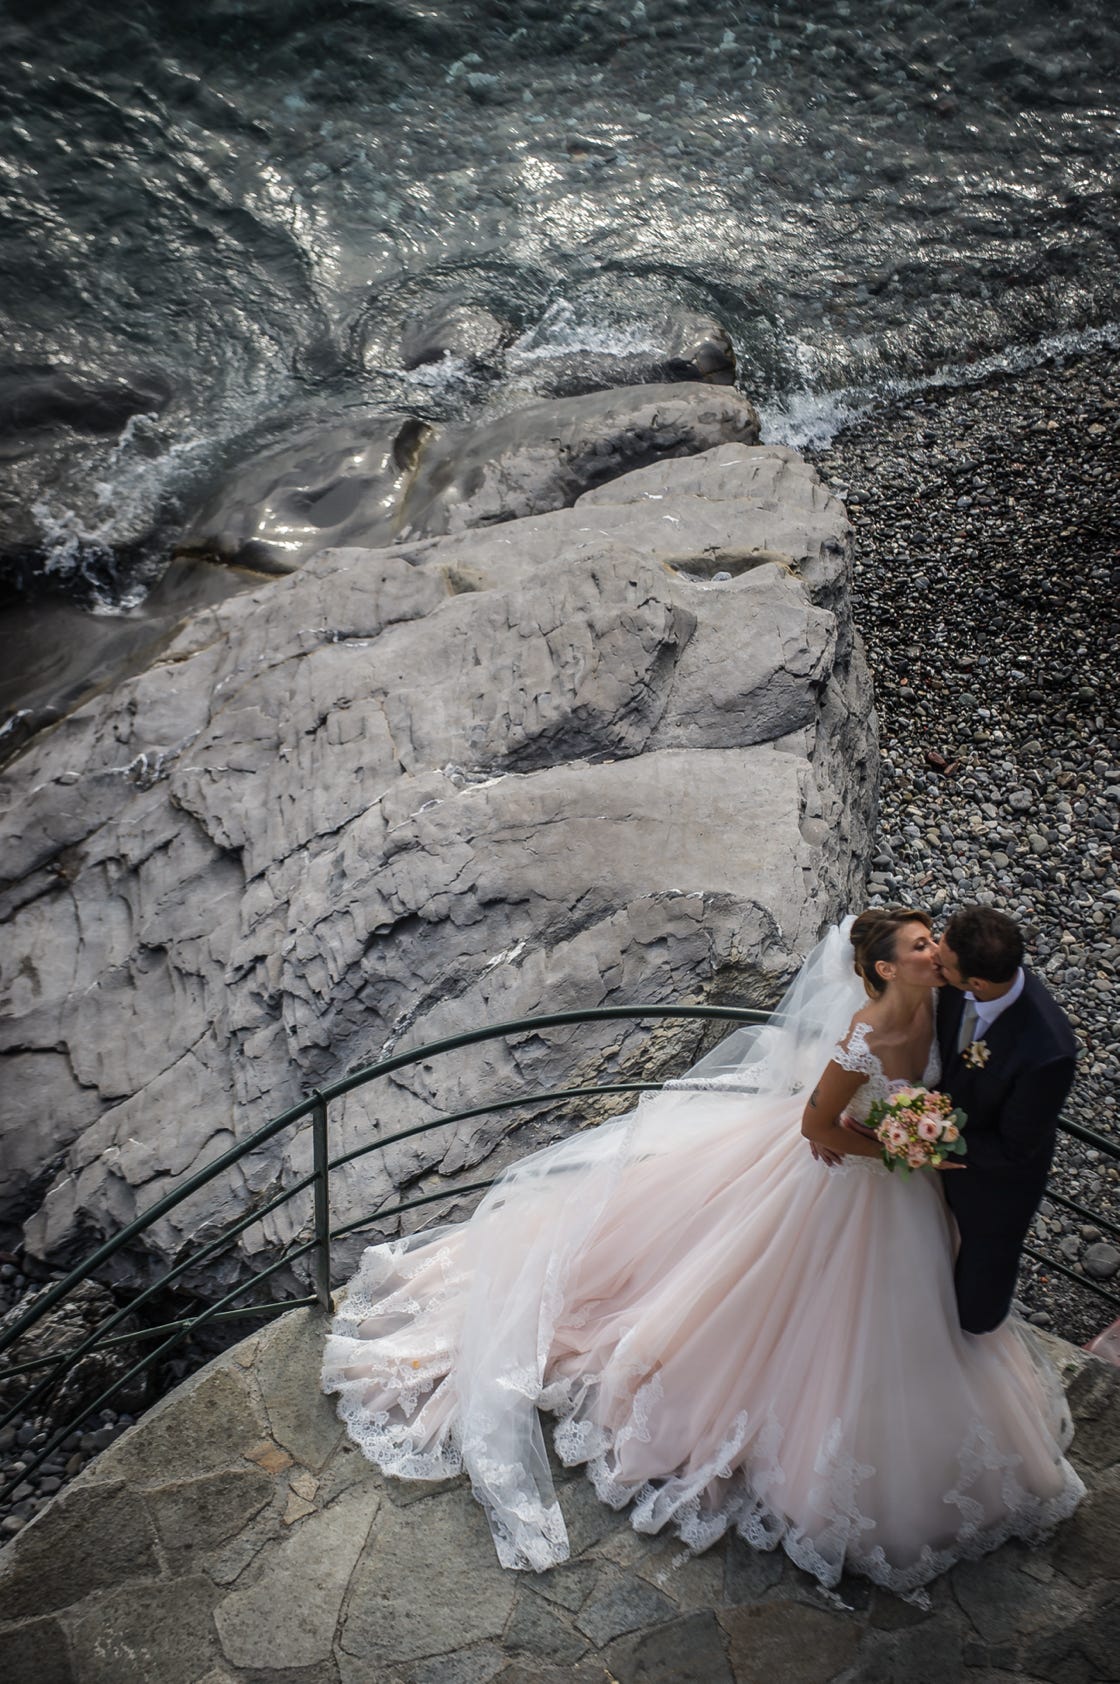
810 1117 875 1166
839 1116 877 1140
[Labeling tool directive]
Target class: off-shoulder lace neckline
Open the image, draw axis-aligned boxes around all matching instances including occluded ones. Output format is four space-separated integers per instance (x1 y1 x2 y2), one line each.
834 1016 937 1088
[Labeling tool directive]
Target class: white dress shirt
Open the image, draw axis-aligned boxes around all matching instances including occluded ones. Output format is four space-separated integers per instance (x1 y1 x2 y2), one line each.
966 967 1026 1036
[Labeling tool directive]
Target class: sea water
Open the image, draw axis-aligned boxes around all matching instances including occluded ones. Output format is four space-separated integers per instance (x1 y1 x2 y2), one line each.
1 0 1117 598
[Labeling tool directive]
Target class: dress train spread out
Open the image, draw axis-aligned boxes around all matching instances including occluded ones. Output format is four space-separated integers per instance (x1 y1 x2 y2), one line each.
321 925 1084 1591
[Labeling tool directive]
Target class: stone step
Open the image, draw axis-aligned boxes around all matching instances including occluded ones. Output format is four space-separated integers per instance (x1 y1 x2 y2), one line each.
0 1308 1117 1683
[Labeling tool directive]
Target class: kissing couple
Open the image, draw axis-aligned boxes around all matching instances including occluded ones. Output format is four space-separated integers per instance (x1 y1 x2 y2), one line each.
808 905 1078 1337
323 903 1083 1594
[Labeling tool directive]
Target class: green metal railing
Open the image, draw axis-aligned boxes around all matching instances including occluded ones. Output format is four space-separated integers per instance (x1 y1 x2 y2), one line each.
1 1000 1118 1508
0 1004 770 1502
1022 1117 1120 1307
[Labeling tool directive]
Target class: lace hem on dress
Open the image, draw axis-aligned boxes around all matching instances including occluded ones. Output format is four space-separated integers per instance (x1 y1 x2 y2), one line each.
542 1321 1085 1592
325 1243 1086 1590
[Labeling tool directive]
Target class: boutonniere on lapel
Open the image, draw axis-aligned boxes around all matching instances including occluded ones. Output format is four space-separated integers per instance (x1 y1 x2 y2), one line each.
962 1040 991 1070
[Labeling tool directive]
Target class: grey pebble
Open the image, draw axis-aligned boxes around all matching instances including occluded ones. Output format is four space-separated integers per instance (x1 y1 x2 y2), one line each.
1083 1243 1120 1281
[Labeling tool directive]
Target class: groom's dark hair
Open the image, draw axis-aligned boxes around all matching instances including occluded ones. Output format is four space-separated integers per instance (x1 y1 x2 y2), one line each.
944 907 1024 983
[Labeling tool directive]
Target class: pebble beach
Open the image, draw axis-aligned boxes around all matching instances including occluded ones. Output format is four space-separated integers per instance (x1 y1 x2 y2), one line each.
809 343 1120 1346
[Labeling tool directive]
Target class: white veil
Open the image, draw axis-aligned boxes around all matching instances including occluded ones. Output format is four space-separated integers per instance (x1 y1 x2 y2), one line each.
326 917 871 1571
667 914 866 1098
452 917 869 1566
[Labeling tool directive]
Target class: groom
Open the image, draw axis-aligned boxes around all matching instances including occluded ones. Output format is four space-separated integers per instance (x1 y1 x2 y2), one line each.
934 906 1078 1335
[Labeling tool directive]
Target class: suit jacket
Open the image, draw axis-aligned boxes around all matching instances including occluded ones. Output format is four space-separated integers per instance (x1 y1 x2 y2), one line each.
937 969 1077 1225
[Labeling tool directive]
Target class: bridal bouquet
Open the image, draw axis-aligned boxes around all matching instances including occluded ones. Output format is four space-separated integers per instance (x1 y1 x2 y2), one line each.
865 1086 967 1174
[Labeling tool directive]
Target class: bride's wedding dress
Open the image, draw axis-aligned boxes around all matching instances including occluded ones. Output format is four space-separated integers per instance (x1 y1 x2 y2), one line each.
321 922 1084 1593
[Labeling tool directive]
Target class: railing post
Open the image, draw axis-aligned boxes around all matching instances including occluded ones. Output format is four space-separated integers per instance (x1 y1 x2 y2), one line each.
311 1092 332 1313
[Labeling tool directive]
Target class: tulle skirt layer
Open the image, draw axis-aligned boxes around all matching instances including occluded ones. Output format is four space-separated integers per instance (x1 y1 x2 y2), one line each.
322 1090 1083 1591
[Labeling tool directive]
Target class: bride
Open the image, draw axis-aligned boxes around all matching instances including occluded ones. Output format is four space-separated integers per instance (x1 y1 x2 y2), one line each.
321 908 1084 1593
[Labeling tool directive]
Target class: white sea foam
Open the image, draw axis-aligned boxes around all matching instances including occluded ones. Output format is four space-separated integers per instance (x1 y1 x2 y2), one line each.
507 300 663 364
758 387 875 452
402 355 474 394
761 320 1120 451
30 413 195 593
0 709 32 741
27 388 287 607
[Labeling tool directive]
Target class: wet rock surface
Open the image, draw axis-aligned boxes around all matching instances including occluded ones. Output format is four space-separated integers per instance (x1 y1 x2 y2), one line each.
180 382 761 572
0 1307 1116 1683
807 345 1120 1346
0 557 260 770
178 411 433 575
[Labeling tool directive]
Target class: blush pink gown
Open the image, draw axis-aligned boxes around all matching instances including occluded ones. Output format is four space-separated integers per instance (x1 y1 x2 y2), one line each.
322 926 1083 1594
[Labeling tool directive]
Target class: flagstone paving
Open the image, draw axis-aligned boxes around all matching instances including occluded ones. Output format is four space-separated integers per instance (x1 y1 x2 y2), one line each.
1 1308 1117 1683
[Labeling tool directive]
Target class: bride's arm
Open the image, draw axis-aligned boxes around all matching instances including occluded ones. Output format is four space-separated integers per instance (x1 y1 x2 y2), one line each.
800 1062 886 1160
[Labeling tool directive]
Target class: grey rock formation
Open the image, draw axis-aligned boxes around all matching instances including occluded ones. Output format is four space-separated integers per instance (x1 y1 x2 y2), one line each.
397 384 760 539
0 384 873 1288
2 385 762 758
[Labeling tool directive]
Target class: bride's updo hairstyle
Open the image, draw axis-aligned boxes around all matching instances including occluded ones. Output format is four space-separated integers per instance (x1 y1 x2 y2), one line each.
850 907 933 998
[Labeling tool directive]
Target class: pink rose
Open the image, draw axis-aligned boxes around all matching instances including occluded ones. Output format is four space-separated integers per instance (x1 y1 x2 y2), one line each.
907 1145 928 1168
916 1116 941 1142
943 1123 959 1143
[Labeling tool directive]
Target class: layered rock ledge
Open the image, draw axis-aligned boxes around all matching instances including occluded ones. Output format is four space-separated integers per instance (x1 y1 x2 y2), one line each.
0 1306 1116 1683
0 385 875 1288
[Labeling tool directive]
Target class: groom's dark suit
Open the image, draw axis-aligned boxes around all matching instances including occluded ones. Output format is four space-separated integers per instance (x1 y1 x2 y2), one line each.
937 972 1077 1335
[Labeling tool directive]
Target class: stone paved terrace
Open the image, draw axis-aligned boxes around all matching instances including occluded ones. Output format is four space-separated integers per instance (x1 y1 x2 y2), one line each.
0 1308 1117 1684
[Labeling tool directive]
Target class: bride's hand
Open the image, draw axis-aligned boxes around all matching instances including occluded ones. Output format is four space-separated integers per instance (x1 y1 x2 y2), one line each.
810 1140 844 1168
